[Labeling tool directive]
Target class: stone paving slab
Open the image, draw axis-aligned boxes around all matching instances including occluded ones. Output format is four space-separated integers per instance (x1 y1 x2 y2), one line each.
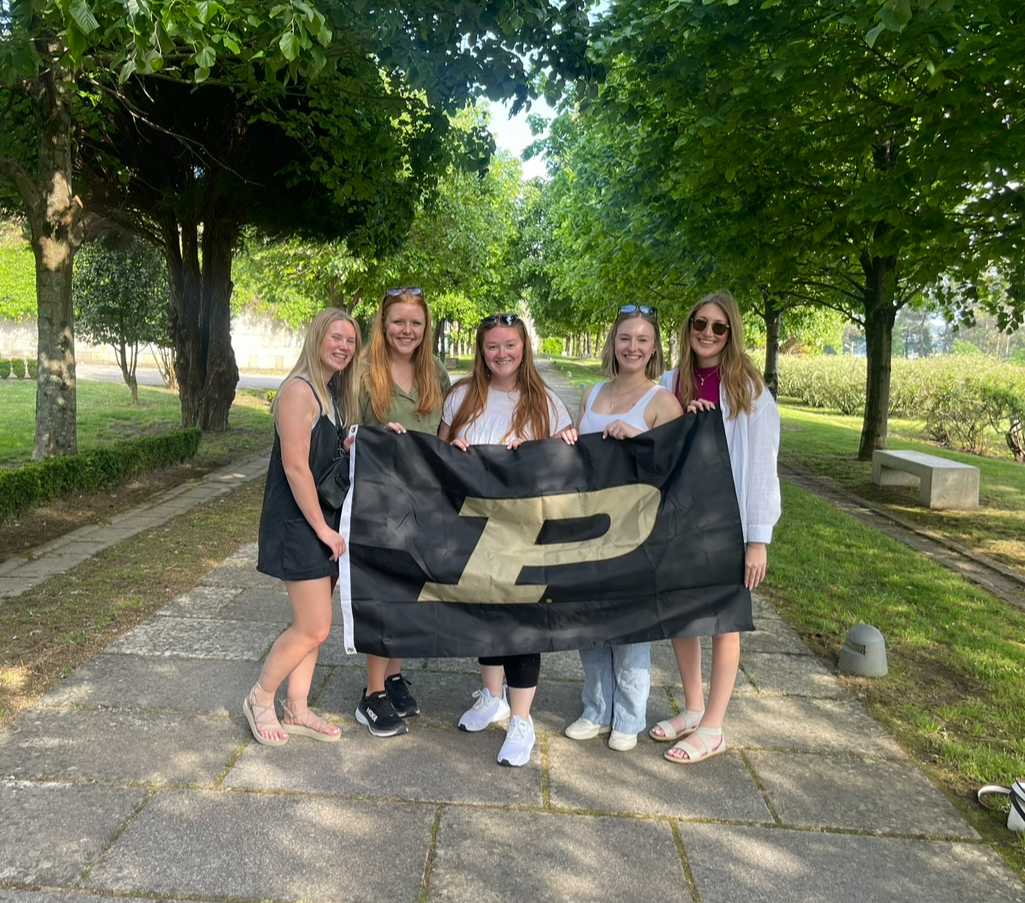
694 694 908 758
547 737 771 821
680 823 1025 903
0 781 147 885
198 558 280 588
430 807 685 903
747 750 978 838
740 650 846 697
84 789 435 903
156 584 246 618
216 585 292 621
0 709 245 784
104 616 280 659
225 726 544 806
35 655 328 716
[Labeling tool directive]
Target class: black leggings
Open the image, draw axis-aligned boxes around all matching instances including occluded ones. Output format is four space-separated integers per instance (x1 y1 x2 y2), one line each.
478 654 540 689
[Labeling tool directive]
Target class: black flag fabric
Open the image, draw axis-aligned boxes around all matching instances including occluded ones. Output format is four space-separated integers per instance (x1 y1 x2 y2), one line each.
338 412 752 659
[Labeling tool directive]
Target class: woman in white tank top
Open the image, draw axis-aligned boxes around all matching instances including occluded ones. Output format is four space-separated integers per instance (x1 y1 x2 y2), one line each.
557 305 683 750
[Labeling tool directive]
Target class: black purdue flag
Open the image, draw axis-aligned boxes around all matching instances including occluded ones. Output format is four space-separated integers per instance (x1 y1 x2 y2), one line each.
338 412 752 658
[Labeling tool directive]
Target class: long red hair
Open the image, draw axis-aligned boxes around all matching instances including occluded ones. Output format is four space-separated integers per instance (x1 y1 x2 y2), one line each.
362 289 442 422
446 317 556 443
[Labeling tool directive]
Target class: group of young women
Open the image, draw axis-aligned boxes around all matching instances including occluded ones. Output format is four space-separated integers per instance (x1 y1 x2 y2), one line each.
244 286 780 768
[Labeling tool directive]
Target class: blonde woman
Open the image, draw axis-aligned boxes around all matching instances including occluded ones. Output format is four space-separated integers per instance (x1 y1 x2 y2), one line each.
355 286 450 738
558 304 683 751
246 308 361 746
651 291 780 763
439 313 573 767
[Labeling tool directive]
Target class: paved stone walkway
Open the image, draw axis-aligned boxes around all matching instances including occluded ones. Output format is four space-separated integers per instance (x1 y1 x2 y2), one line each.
1 362 1023 902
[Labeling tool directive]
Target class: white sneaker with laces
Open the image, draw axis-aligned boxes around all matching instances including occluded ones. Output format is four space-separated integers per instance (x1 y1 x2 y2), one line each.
458 687 510 732
498 715 535 767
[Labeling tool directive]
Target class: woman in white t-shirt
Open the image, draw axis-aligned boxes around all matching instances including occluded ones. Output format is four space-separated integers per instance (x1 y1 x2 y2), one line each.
556 305 682 751
438 312 573 767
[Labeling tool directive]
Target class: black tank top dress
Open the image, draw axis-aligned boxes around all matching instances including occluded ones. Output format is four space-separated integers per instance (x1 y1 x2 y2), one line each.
257 378 344 581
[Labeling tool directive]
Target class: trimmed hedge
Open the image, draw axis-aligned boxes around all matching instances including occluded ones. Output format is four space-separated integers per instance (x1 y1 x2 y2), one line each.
0 359 9 379
0 358 34 379
779 355 1025 458
0 429 202 520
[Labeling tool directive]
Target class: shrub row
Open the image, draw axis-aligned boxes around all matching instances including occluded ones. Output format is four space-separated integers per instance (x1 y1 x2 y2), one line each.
0 429 202 521
778 355 1025 459
0 358 37 379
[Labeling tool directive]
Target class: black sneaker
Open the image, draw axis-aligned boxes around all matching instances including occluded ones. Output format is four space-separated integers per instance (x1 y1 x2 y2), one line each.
355 689 408 737
385 673 420 717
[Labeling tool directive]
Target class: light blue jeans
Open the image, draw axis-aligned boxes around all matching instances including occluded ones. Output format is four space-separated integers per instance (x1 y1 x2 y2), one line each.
579 643 651 735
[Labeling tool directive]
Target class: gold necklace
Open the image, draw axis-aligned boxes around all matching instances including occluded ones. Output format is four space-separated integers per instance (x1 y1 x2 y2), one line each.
695 367 717 388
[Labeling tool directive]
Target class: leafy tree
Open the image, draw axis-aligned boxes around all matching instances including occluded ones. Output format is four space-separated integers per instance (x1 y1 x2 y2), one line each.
556 0 1025 457
0 1 593 449
74 231 169 403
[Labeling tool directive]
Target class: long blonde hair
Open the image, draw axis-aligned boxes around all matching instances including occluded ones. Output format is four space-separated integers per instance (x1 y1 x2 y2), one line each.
362 288 443 421
273 307 362 429
673 291 763 418
599 307 665 379
446 315 556 443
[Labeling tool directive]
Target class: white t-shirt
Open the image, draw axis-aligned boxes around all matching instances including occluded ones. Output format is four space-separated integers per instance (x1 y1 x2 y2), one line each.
443 381 572 445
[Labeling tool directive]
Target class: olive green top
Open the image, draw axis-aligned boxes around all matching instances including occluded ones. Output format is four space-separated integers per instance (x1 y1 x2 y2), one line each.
357 355 451 435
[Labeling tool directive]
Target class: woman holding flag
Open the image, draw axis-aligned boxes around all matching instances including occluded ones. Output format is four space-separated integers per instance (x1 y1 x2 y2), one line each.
439 312 573 767
651 291 780 763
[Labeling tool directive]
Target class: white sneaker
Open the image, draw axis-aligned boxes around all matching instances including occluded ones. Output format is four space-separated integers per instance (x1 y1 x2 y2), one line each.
498 715 535 767
458 687 510 732
609 729 638 751
564 716 612 741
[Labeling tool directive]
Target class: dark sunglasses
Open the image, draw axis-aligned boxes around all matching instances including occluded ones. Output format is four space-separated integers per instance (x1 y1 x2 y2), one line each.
620 304 658 316
386 286 423 296
480 313 520 327
690 316 730 336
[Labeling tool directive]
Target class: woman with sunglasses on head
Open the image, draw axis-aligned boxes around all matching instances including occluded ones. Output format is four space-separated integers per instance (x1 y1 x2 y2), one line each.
354 286 452 738
246 308 361 746
438 312 573 767
557 304 683 751
650 291 780 763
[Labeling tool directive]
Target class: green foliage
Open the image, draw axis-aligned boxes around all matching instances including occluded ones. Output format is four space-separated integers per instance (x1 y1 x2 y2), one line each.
0 221 35 320
540 337 564 356
74 233 170 350
0 360 10 379
10 359 26 379
0 430 202 521
26 359 37 379
779 355 1025 456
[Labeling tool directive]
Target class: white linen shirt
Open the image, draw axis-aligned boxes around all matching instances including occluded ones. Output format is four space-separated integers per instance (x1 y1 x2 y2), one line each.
660 369 781 544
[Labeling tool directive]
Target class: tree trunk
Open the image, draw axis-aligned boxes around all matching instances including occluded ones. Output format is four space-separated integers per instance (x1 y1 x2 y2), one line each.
25 57 88 460
163 212 239 431
857 252 899 461
760 291 781 398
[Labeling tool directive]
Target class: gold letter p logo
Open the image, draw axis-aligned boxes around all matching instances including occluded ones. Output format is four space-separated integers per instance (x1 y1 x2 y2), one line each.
418 484 661 604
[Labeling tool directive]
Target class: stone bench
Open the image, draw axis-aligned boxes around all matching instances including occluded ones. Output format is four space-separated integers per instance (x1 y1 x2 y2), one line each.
871 449 980 509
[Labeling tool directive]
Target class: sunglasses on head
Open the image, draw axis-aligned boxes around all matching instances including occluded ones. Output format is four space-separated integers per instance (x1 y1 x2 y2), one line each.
386 286 423 296
690 316 730 336
619 304 657 316
480 313 520 327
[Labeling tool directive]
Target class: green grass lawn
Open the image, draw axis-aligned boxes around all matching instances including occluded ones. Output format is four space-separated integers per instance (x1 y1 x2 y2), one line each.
778 403 1025 576
764 478 1025 871
0 380 274 468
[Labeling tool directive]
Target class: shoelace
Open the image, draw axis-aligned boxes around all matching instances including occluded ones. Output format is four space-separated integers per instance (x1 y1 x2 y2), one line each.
507 718 530 743
470 688 491 710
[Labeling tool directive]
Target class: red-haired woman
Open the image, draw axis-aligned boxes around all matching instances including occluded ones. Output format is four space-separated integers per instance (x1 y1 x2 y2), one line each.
354 286 451 738
438 312 573 767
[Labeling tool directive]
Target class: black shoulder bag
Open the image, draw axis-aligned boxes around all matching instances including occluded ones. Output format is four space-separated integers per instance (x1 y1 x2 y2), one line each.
315 393 351 509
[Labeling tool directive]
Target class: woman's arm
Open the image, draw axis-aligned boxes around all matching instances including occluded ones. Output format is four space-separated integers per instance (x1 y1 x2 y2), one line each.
645 387 684 429
557 385 590 445
277 380 346 561
438 420 469 451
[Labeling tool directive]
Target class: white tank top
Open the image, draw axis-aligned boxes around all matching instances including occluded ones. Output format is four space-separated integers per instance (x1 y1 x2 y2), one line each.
579 381 662 435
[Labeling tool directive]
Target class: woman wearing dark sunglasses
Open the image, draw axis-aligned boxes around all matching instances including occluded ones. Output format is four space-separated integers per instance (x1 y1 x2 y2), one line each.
652 291 781 763
557 304 683 751
438 312 573 767
353 286 451 738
